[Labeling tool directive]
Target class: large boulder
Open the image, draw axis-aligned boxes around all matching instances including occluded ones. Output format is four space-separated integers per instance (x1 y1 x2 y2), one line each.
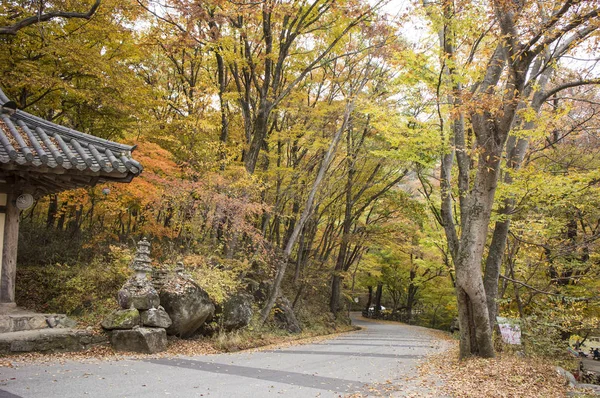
222 293 254 331
158 275 215 338
110 327 167 354
101 309 140 330
274 296 301 333
117 278 160 310
140 307 172 329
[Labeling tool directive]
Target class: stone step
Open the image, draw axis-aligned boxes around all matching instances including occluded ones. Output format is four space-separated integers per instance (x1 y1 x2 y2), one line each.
0 313 76 333
0 328 107 354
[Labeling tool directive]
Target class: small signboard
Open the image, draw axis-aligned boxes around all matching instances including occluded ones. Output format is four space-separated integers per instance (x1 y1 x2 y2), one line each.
496 317 521 345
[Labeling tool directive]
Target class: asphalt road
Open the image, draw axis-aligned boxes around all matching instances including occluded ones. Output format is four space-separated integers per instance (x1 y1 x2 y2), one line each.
0 314 447 398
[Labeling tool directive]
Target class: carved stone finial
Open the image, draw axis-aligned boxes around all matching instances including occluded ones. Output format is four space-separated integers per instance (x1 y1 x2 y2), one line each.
132 238 152 281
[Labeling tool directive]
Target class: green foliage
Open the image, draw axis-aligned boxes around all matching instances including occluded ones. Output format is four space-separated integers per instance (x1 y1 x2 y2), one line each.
0 0 153 140
184 255 252 305
520 315 570 359
16 246 132 325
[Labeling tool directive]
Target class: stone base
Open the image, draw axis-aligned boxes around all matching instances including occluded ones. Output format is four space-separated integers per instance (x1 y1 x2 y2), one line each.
0 313 76 333
110 327 167 354
0 329 107 354
0 303 17 312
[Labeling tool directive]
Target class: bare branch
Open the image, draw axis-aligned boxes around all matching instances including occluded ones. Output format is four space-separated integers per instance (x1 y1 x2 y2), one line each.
499 275 560 296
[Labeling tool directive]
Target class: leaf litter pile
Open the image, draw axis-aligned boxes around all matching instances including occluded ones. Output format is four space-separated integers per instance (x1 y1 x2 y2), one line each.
420 344 576 398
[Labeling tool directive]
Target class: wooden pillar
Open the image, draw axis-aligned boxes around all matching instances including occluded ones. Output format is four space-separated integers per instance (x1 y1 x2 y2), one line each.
0 193 20 304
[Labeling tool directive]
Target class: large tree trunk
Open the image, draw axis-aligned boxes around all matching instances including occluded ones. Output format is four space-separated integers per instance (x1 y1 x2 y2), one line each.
451 139 506 359
429 0 600 360
482 137 528 328
482 60 552 327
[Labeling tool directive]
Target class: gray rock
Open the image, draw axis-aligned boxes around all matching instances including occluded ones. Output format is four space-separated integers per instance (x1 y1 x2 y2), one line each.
556 366 577 387
140 307 172 328
274 296 301 333
118 278 160 310
222 293 254 331
110 327 167 354
27 315 48 330
0 316 10 333
46 316 57 328
56 315 77 329
101 309 140 330
158 276 215 338
577 383 600 393
0 314 73 333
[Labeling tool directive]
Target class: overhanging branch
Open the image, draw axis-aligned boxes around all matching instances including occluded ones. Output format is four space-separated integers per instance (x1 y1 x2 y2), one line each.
540 78 600 104
0 1 101 35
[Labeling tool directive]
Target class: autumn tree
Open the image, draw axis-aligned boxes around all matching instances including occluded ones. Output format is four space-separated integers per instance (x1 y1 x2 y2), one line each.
493 84 600 347
140 0 387 174
422 0 600 358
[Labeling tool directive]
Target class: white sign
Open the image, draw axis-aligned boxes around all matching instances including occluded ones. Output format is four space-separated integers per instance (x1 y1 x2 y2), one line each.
497 317 521 345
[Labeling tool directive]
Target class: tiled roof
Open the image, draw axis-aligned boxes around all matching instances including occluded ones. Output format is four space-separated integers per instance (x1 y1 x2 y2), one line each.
0 87 142 194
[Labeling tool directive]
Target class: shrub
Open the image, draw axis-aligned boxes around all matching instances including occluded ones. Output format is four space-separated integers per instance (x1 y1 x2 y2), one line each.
16 245 132 325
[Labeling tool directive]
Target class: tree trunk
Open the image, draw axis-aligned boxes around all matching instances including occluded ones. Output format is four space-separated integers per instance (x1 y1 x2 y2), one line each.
374 282 383 316
453 150 502 359
259 102 353 325
482 66 551 328
365 285 373 313
330 203 351 314
46 194 57 228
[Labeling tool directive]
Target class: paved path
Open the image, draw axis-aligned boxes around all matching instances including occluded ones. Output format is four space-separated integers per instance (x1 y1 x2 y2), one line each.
0 314 448 398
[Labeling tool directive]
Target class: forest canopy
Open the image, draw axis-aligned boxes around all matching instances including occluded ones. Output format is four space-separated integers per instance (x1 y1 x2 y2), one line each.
1 0 599 359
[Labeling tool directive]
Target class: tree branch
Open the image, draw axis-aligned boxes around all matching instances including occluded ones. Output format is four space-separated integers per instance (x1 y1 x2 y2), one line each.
526 7 600 60
539 78 600 104
499 275 559 296
0 0 101 35
521 0 576 53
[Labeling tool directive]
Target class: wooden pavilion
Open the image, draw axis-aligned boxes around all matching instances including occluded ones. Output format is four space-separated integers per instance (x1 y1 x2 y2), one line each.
0 87 142 308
